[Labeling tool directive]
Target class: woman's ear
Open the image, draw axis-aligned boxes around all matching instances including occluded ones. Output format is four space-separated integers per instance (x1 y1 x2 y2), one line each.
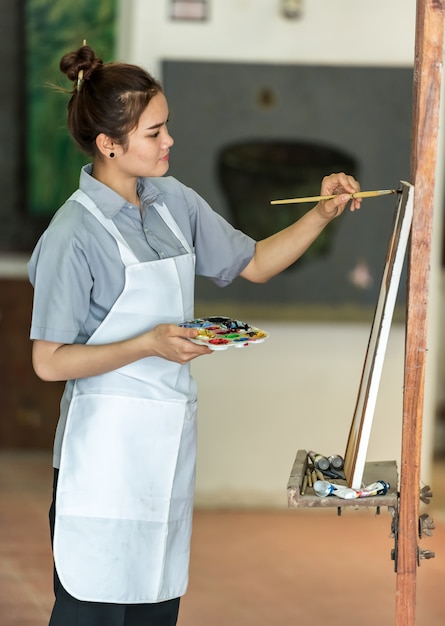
96 133 118 159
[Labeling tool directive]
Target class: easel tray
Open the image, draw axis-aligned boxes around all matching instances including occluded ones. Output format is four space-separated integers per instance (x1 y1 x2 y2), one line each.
287 449 398 509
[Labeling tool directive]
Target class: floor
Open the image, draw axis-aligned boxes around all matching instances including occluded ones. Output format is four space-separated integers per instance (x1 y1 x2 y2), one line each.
1 452 444 626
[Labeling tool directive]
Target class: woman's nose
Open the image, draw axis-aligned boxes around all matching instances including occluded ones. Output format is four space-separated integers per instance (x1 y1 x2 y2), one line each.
163 128 174 148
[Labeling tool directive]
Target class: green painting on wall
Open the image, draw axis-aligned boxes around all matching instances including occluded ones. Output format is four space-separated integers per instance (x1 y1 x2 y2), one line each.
26 0 117 216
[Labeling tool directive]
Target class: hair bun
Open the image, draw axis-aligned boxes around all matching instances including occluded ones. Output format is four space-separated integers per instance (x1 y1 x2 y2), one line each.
60 45 103 85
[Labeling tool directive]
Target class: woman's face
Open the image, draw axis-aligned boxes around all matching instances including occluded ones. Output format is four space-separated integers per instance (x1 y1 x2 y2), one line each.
118 92 174 178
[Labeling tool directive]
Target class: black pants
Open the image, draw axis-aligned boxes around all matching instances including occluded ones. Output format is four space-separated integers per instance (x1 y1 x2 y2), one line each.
49 469 180 626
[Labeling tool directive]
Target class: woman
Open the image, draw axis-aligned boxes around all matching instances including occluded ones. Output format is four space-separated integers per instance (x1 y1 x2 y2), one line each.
28 44 361 626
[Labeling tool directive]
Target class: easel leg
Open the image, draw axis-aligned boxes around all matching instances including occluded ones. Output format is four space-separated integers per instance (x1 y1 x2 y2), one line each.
396 1 445 624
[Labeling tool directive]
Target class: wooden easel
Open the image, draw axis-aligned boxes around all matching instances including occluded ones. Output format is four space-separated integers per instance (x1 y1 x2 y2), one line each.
396 1 444 625
287 3 444 624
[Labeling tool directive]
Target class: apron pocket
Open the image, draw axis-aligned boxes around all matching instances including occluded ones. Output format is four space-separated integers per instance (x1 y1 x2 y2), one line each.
57 394 192 521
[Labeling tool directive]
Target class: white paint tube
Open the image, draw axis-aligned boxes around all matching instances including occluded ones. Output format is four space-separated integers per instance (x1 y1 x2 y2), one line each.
313 480 390 499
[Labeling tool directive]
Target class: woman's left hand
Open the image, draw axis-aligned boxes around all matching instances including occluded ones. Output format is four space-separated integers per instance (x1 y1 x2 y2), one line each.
241 170 362 284
317 172 362 221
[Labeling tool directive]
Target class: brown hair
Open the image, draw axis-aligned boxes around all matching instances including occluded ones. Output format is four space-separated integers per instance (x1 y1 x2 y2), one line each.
59 45 163 156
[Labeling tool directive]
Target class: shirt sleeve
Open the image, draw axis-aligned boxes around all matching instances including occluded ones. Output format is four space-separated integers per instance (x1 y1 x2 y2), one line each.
155 177 256 287
28 206 94 343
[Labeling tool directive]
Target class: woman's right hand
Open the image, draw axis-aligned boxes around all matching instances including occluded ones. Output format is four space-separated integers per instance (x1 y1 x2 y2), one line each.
144 324 213 364
32 324 212 382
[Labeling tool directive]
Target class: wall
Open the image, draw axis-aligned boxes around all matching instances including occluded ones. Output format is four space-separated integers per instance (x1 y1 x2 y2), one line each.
0 0 23 249
117 0 417 76
191 322 406 507
161 60 413 308
0 0 50 251
0 275 65 449
117 0 444 506
0 1 442 508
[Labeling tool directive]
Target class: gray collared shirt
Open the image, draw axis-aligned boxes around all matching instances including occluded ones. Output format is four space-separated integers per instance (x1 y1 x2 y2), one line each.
28 164 256 345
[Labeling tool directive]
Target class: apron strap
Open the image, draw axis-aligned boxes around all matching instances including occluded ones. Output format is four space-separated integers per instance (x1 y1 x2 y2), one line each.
153 202 193 254
69 189 140 267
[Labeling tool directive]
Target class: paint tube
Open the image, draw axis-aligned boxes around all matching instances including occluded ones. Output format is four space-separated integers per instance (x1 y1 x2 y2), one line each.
308 451 330 471
328 454 344 470
330 486 359 499
313 480 336 497
313 480 359 499
356 480 390 497
313 479 390 499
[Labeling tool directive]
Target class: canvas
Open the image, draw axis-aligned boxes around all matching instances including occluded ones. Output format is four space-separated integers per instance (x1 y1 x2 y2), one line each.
344 181 414 489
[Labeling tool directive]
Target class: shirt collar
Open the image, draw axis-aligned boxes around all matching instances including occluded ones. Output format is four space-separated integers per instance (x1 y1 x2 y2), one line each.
79 164 164 218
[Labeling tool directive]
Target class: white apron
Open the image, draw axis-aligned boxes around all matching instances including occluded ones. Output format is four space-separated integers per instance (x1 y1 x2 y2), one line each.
53 189 197 604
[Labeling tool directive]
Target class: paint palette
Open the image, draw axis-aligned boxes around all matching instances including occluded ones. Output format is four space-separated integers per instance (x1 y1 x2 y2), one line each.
179 316 269 350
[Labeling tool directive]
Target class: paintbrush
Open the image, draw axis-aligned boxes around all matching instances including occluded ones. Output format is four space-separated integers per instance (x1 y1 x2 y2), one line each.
270 188 401 205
